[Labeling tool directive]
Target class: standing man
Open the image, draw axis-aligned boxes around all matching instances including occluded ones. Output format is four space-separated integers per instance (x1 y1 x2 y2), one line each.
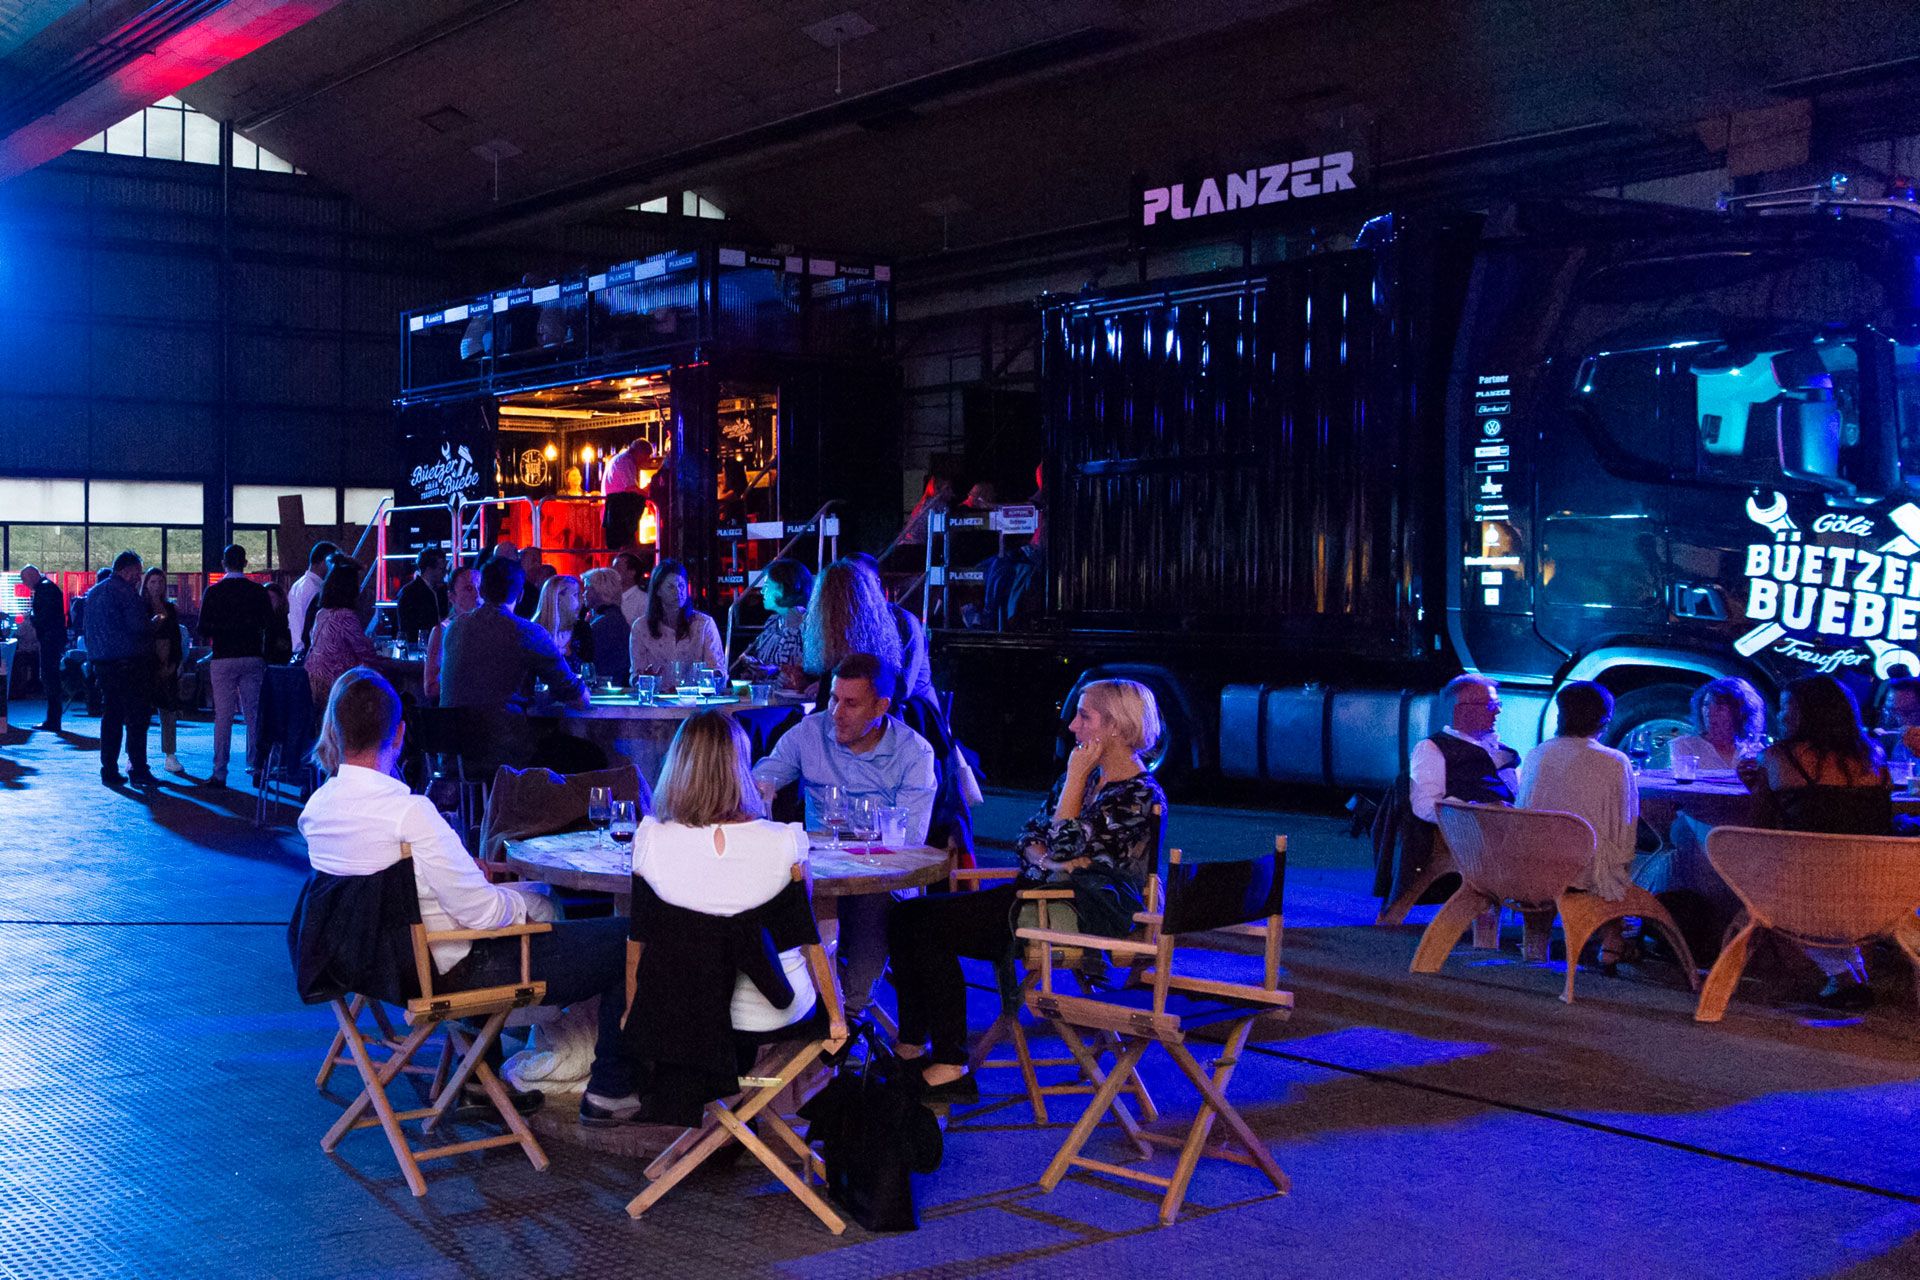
612 551 646 627
601 438 655 553
85 550 157 787
395 546 448 644
20 565 65 731
198 544 271 790
287 540 337 657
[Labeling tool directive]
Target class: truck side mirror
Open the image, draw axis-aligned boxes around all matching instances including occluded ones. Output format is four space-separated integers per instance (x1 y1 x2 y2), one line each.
1775 399 1854 494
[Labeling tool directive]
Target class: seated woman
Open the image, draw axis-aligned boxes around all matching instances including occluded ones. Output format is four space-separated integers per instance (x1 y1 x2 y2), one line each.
305 558 408 705
1667 676 1769 770
421 566 479 704
625 711 822 1120
628 558 726 691
580 567 630 685
299 667 639 1121
533 572 590 662
887 678 1167 1096
1739 674 1892 1010
740 557 812 696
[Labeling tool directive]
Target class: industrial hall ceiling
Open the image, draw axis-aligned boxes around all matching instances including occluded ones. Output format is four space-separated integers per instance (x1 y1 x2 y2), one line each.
6 1 1920 263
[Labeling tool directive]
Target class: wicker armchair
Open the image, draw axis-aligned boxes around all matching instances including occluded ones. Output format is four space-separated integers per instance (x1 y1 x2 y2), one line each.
1695 825 1920 1022
1417 801 1700 1003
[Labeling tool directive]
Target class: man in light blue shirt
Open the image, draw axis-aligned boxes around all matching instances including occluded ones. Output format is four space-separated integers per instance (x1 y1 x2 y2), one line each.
754 653 938 1014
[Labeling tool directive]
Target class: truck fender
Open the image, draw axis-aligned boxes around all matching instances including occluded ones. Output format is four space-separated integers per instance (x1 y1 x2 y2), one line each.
1558 647 1768 757
1059 665 1210 793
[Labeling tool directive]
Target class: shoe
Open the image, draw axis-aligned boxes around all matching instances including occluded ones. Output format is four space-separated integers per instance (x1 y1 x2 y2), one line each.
164 754 185 774
1815 977 1874 1012
453 1081 544 1121
917 1067 977 1101
203 777 227 791
578 1093 646 1128
126 770 160 787
38 722 60 732
101 770 125 787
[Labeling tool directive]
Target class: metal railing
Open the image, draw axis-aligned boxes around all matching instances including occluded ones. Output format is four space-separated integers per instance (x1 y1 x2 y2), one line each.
723 499 843 666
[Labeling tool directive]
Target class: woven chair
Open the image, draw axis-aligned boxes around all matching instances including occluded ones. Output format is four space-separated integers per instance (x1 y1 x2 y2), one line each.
1696 825 1920 1022
1417 801 1700 1004
946 804 1169 1124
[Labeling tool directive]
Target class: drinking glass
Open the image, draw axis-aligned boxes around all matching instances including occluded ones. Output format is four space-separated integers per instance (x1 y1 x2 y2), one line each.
847 797 879 845
587 786 611 841
610 799 638 846
579 662 597 688
877 805 910 848
666 660 689 694
1672 751 1699 784
710 667 732 697
818 785 848 849
749 681 773 705
634 674 658 704
1891 757 1915 790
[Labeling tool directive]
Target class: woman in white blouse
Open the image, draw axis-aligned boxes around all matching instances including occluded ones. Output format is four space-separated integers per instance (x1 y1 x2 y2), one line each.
1666 676 1769 770
633 710 817 1035
628 558 726 691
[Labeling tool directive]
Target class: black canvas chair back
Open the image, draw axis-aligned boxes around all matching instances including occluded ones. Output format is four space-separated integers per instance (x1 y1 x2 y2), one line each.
1162 847 1287 937
288 860 423 1007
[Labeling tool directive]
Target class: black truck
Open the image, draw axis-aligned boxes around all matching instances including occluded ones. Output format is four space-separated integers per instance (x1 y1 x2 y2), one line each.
936 185 1920 794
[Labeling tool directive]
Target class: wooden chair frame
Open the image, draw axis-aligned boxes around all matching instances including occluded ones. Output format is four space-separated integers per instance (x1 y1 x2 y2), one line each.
319 844 553 1198
626 863 853 1234
1017 839 1293 1227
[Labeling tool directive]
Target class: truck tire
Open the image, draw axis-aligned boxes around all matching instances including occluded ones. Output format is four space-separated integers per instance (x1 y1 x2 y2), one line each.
1058 667 1204 796
1602 683 1699 766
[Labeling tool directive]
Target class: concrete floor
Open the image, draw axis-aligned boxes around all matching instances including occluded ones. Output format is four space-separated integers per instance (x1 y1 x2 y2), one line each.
2 712 1918 1278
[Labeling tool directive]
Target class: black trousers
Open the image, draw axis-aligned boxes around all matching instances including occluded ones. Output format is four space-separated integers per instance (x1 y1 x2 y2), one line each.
450 916 635 1098
603 491 645 552
888 883 1022 1065
95 657 153 776
38 637 65 726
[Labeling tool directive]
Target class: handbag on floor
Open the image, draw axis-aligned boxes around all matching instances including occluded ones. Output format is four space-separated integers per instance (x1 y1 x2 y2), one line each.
797 1022 943 1231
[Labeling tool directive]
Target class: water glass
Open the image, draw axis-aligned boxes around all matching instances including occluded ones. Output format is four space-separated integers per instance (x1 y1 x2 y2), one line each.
709 667 732 697
749 681 773 705
1672 751 1699 784
609 799 638 846
634 674 658 704
1891 758 1915 790
579 662 597 688
587 786 611 840
877 805 909 847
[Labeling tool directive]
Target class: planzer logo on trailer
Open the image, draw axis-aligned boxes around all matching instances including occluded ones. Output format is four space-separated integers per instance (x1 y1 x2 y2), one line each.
1737 492 1920 678
1135 142 1365 240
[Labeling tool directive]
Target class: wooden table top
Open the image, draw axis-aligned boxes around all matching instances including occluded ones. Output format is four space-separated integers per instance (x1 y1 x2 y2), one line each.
542 693 807 722
502 827 950 899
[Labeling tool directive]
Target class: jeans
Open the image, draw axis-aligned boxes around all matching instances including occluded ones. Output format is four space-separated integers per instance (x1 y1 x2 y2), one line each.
451 916 635 1098
95 657 153 777
209 657 266 779
38 639 64 726
888 883 1024 1065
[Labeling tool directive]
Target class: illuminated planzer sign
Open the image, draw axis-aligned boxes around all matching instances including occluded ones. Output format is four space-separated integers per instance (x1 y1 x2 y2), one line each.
1139 151 1360 230
1738 491 1920 678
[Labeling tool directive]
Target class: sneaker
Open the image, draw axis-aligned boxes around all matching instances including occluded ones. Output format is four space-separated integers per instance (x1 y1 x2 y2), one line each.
163 754 186 774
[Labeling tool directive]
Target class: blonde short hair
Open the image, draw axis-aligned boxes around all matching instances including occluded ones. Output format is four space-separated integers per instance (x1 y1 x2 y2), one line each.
1078 678 1162 754
581 566 620 610
656 711 765 827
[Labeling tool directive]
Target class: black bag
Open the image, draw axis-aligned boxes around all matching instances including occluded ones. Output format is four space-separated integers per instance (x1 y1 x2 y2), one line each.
798 1023 943 1231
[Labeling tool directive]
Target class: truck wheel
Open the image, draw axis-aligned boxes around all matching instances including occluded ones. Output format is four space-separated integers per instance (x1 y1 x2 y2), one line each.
1602 684 1698 768
1059 668 1202 796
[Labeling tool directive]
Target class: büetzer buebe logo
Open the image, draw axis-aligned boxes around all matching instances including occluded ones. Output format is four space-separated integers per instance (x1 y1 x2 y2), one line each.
1738 490 1920 678
412 443 481 502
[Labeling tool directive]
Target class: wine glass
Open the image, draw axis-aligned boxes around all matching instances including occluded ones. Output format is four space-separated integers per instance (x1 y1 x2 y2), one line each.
587 786 611 842
818 784 848 850
609 799 638 846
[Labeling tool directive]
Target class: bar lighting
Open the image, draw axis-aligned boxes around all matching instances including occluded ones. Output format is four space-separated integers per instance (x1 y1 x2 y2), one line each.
543 442 558 460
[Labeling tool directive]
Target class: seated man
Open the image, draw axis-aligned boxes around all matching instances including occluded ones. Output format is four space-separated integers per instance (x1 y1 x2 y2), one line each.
1517 681 1637 900
751 653 937 1018
1410 673 1521 821
439 557 586 710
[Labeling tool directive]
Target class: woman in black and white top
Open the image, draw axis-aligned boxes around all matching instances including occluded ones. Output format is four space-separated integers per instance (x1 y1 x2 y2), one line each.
887 679 1167 1096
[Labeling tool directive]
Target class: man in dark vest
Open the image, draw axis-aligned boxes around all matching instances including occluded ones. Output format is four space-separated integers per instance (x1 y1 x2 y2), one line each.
1409 674 1521 821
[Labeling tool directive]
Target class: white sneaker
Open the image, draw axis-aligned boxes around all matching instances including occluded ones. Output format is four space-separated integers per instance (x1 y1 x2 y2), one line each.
164 754 186 774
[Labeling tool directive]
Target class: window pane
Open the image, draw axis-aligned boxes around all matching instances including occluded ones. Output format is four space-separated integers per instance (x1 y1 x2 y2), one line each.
156 95 183 108
87 480 203 523
233 484 334 525
637 196 669 214
72 133 105 153
145 107 183 160
682 190 699 217
342 488 393 524
183 112 220 165
89 526 163 572
231 527 273 572
6 524 87 574
232 135 258 169
0 478 85 521
258 147 294 174
161 526 202 572
104 113 144 156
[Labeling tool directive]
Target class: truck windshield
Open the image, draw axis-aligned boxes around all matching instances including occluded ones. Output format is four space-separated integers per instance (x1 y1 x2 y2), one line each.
1898 341 1920 476
1575 334 1873 491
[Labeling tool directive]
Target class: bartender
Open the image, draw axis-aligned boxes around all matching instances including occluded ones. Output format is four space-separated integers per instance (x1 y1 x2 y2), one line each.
601 437 655 553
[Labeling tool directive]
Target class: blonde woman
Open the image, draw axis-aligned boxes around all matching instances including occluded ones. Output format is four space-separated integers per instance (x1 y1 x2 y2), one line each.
801 557 901 686
632 711 819 1036
533 573 589 661
887 678 1167 1097
580 567 630 684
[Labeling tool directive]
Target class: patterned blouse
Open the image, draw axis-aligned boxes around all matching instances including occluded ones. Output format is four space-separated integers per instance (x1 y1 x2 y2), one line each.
306 607 378 704
747 608 807 678
1017 770 1167 891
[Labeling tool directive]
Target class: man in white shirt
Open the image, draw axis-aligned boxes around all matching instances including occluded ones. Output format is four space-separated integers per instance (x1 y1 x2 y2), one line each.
1409 674 1521 822
613 551 647 627
1518 681 1637 900
286 540 337 656
299 668 642 1123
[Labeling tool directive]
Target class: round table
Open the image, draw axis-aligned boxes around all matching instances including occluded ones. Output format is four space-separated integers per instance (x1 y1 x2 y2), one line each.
1637 768 1920 834
502 827 951 918
544 692 806 785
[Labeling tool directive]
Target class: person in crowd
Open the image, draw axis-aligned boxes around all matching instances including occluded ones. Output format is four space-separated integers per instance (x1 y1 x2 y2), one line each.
752 653 937 1020
19 565 65 731
67 569 102 640
580 568 630 686
1667 677 1770 771
84 551 157 787
617 711 823 1124
602 438 657 552
141 568 186 776
1409 674 1521 822
612 550 647 626
300 667 636 1122
1518 682 1637 900
628 558 725 690
741 558 812 695
198 544 272 789
890 678 1166 1097
422 565 479 703
440 557 586 710
263 582 294 665
802 559 903 694
533 573 590 661
845 553 932 705
306 559 403 705
395 547 449 645
1736 674 1891 1009
474 538 518 574
515 548 550 620
1878 676 1920 765
286 540 337 657
898 474 955 548
68 566 112 717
